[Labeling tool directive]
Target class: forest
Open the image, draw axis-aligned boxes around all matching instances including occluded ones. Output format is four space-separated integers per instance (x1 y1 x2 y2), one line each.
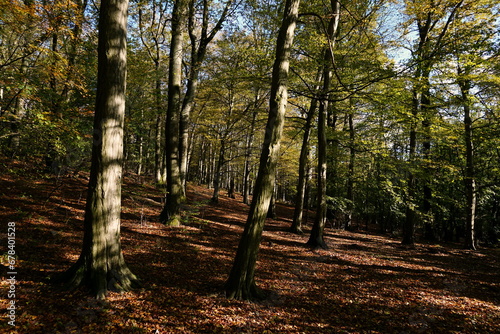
1 0 500 332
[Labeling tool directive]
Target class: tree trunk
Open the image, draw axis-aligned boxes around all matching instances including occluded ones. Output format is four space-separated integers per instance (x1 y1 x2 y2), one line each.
160 0 188 226
57 0 138 299
307 98 328 249
154 56 166 185
225 0 300 300
403 93 418 246
421 66 435 241
403 28 432 246
346 111 355 231
227 150 236 199
155 114 166 185
290 75 319 234
211 139 225 203
243 98 260 205
307 0 340 249
458 67 476 250
267 187 277 219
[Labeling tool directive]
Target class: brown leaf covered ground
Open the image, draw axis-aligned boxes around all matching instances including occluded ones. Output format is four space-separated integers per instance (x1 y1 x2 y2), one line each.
1 158 499 333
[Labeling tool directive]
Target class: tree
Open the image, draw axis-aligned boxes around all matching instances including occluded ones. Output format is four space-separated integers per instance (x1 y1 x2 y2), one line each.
307 0 340 249
179 0 235 194
0 0 94 166
290 72 320 234
457 66 476 250
134 0 171 184
57 0 139 299
401 0 464 245
225 0 300 300
160 0 188 226
446 0 499 248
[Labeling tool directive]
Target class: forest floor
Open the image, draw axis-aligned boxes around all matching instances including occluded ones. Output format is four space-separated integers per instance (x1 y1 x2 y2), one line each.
1 158 500 334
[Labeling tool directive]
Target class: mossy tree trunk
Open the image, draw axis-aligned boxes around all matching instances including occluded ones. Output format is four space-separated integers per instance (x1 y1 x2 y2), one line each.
225 0 300 301
58 0 139 299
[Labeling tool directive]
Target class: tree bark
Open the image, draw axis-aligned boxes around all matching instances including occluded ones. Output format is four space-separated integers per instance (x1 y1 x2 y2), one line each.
225 0 300 300
160 0 188 226
57 0 138 299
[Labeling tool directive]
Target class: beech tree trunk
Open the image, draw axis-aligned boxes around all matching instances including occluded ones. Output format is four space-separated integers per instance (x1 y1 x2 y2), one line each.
290 75 319 234
155 114 166 185
160 0 188 226
267 187 277 219
225 0 300 300
307 98 328 249
243 99 259 205
403 92 418 246
57 0 138 299
211 139 225 203
307 0 340 249
346 111 355 230
458 67 477 250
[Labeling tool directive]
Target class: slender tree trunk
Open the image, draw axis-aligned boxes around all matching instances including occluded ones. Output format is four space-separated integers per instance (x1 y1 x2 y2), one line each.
160 0 188 226
421 68 435 241
137 135 143 175
267 186 277 219
403 42 431 246
227 150 236 199
307 0 340 249
403 93 418 246
225 0 300 300
346 111 355 230
458 67 476 250
291 75 319 234
155 114 166 184
211 139 225 203
243 97 260 205
307 98 328 249
154 58 166 185
57 0 138 299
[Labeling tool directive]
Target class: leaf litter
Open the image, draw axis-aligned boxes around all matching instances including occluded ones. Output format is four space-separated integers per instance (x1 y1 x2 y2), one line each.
0 158 499 333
